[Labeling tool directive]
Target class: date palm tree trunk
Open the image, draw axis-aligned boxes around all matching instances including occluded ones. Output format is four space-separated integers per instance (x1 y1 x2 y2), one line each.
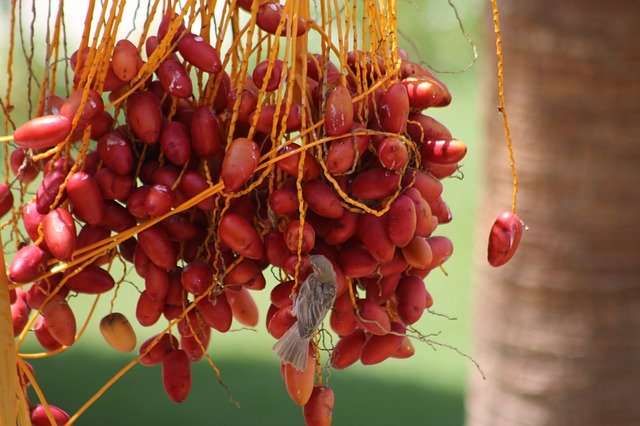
467 1 640 425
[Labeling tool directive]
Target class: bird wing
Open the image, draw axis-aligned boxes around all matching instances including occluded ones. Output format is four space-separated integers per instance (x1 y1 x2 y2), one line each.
294 278 327 338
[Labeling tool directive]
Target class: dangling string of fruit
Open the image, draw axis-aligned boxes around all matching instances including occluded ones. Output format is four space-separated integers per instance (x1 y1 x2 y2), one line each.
1 1 477 424
486 0 525 267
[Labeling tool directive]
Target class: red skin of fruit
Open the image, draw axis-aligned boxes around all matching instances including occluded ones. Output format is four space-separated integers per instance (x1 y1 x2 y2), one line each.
379 82 410 134
162 349 192 403
325 85 354 136
218 213 264 260
221 137 260 192
9 244 47 283
252 59 284 92
11 290 30 337
303 386 335 426
190 106 222 158
360 322 406 365
302 180 345 219
31 404 70 426
358 213 396 263
0 183 14 218
139 333 179 366
330 330 366 369
42 294 77 347
181 261 214 296
126 90 163 144
282 346 315 405
137 225 177 271
197 293 232 333
284 220 316 253
226 287 259 327
136 290 164 327
67 172 105 225
97 131 134 175
488 211 525 267
395 275 428 325
177 32 222 74
64 264 115 294
257 2 307 36
13 115 71 150
355 299 391 336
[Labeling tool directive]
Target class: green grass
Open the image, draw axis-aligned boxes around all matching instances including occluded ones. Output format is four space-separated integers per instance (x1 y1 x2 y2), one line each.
6 1 483 424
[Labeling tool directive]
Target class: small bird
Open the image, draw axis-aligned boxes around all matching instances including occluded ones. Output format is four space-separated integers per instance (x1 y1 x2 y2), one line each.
273 254 338 371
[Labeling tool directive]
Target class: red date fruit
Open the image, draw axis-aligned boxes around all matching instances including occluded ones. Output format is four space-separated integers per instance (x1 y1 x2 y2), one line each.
160 121 191 166
421 138 467 165
252 59 284 91
401 236 433 270
360 322 406 365
30 404 70 426
402 76 451 110
0 184 13 218
98 132 134 175
197 293 233 333
330 330 366 369
268 187 299 216
136 290 164 327
42 208 77 261
221 137 260 192
162 349 192 403
302 180 345 219
190 106 222 158
303 386 335 426
112 39 142 81
36 170 66 214
379 82 409 134
66 172 105 225
65 264 115 294
181 261 214 295
487 211 524 267
355 299 391 336
349 168 401 200
13 115 71 149
126 90 163 144
138 226 177 271
218 213 264 260
139 333 179 366
385 194 417 247
325 86 353 136
157 56 192 98
406 112 452 143
9 245 47 283
226 287 259 327
326 123 370 175
357 213 395 263
284 220 316 253
177 32 222 74
257 3 307 37
338 245 378 278
94 167 134 201
277 143 322 181
377 136 408 171
395 275 428 325
42 294 76 346
282 345 315 405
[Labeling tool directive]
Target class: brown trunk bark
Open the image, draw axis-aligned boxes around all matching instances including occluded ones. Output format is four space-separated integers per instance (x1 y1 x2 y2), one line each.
0 245 31 425
467 1 640 425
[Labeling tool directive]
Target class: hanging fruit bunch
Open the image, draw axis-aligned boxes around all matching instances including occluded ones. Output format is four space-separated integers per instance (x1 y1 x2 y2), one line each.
0 0 474 424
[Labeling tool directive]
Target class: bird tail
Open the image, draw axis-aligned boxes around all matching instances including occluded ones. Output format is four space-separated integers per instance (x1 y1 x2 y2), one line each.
272 323 311 371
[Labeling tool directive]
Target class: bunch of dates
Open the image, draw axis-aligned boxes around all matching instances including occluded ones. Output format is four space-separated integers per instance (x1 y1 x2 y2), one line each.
3 3 471 425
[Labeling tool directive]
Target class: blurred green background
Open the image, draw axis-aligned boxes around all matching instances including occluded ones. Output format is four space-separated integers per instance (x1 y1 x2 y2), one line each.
3 0 484 424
